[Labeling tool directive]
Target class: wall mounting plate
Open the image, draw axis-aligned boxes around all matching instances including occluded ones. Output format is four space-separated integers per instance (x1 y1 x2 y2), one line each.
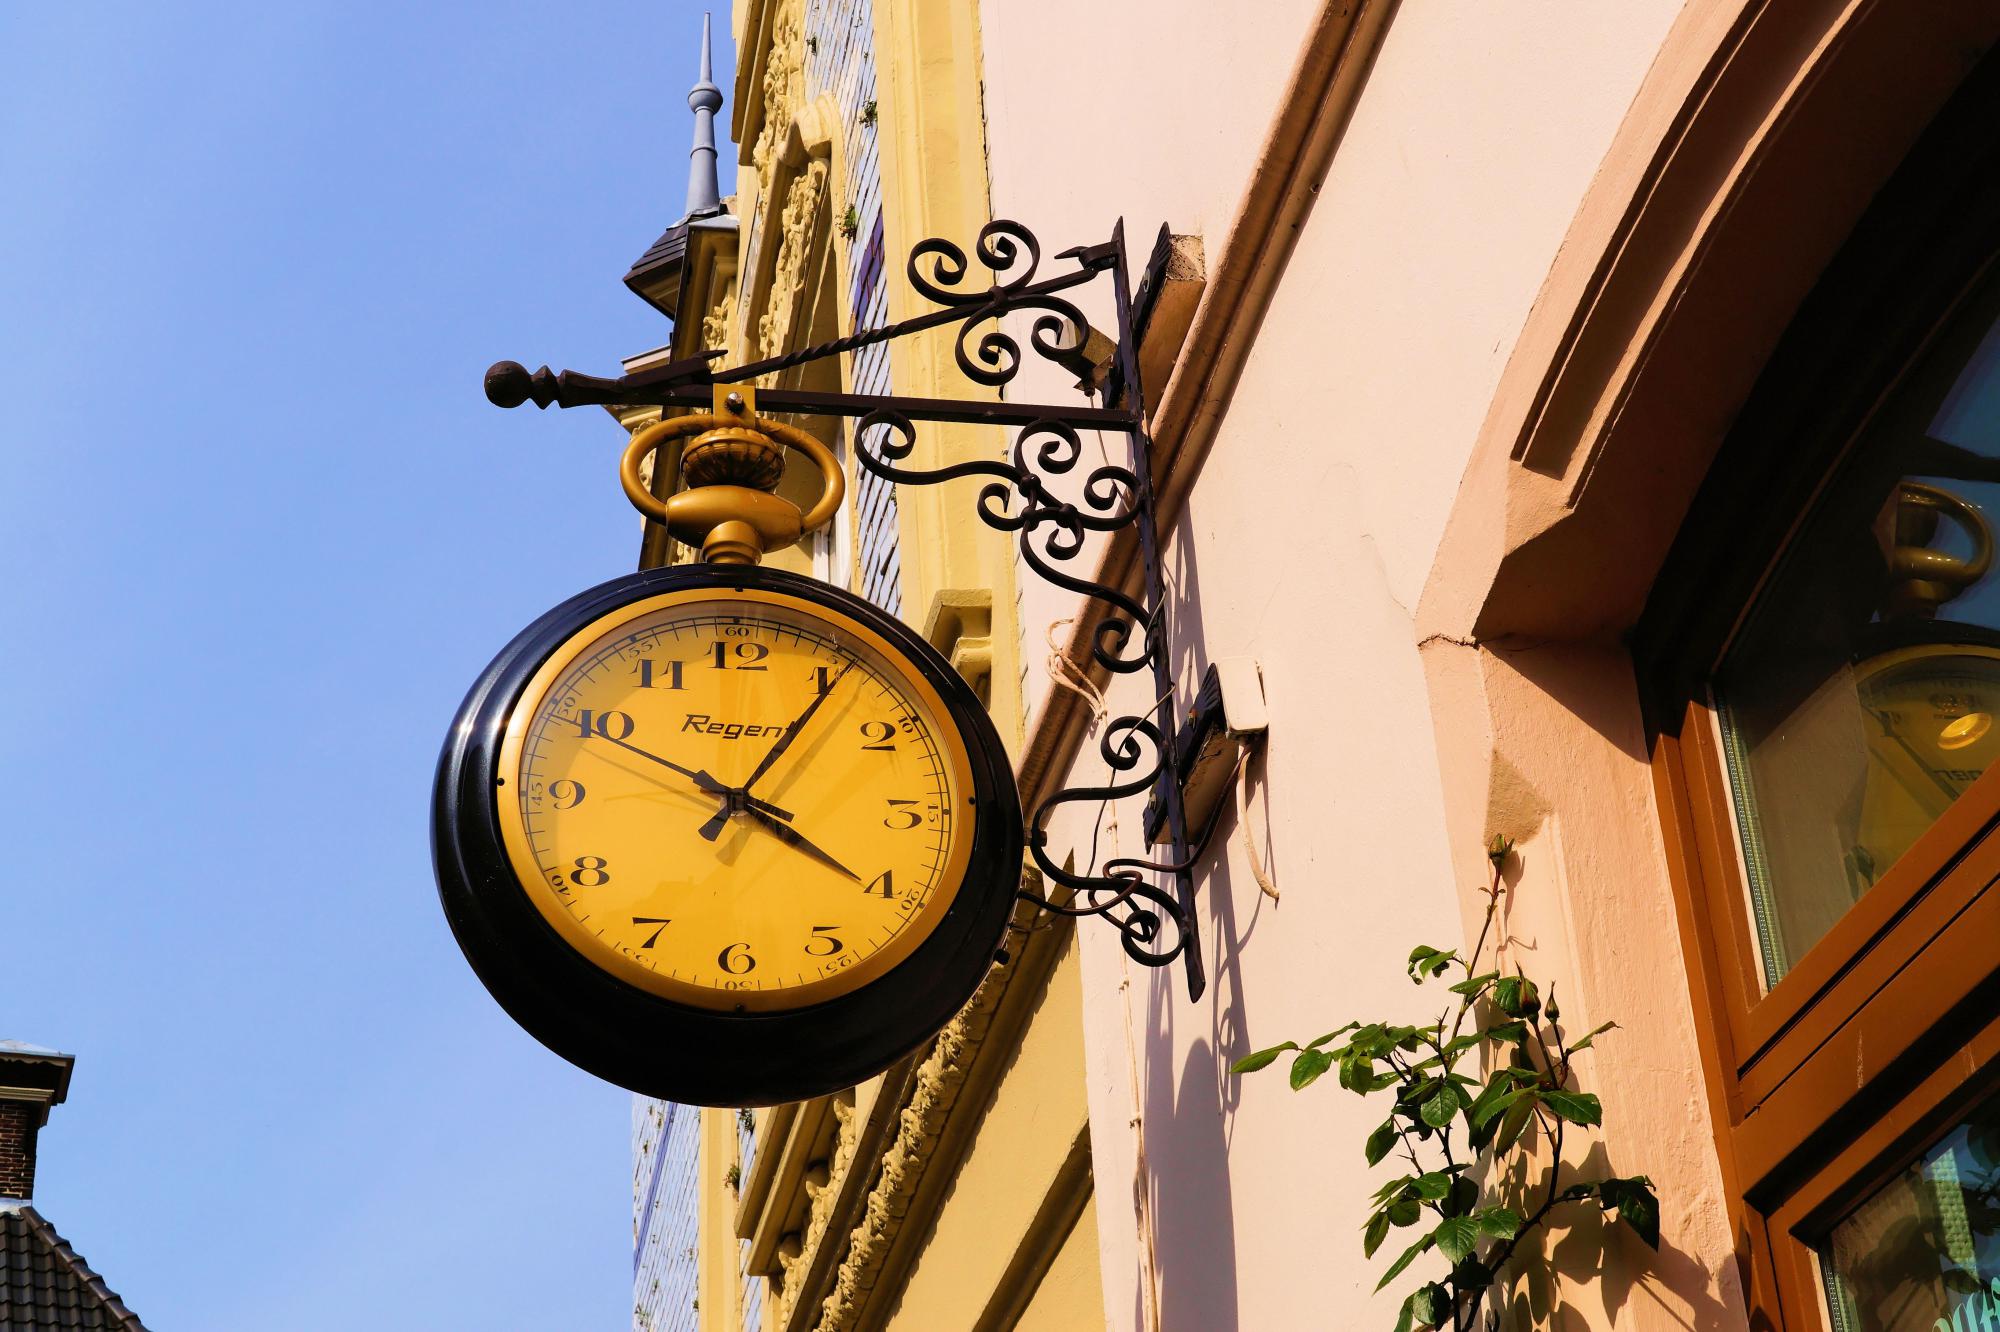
1145 658 1267 847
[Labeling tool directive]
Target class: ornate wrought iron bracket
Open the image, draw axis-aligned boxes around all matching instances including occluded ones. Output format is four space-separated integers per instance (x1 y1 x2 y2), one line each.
486 219 1206 1000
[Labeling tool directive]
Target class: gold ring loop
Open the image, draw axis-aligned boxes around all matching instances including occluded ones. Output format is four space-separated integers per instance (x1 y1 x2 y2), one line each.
619 413 847 547
620 416 724 524
1898 480 1995 586
756 418 847 535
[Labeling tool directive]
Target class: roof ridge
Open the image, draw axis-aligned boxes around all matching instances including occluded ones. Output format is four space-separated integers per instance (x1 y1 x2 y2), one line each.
6 1203 151 1331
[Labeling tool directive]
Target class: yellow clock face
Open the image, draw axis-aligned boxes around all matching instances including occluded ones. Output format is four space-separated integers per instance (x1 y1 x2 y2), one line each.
495 586 978 1012
1854 642 2000 880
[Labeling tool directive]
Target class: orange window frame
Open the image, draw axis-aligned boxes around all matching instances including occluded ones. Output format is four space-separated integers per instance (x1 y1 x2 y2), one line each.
1637 43 2000 1332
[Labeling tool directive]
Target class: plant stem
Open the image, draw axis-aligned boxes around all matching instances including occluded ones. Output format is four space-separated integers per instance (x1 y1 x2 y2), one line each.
1465 1112 1567 1329
1447 859 1507 1049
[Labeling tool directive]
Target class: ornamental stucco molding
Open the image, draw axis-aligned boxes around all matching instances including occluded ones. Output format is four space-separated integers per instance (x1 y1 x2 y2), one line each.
810 961 1010 1332
752 0 804 176
756 161 828 365
772 1091 856 1328
701 294 737 362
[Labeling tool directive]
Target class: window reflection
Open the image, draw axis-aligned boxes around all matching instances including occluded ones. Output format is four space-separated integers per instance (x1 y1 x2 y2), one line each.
1820 1088 2000 1332
1717 272 2000 987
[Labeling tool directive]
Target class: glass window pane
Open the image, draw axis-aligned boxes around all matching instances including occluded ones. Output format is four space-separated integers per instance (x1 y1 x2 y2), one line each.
1819 1087 2000 1332
1716 267 2000 987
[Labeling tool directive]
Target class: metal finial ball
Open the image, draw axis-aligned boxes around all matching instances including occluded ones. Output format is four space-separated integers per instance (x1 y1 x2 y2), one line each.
485 361 531 408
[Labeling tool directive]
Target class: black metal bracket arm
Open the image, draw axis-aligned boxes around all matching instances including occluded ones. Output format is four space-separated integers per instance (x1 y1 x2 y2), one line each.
486 219 1206 1001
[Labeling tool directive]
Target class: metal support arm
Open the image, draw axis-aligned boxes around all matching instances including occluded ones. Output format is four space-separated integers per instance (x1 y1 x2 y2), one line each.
487 219 1206 1000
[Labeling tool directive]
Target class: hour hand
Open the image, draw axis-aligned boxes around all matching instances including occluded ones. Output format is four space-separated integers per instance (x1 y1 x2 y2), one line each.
697 781 795 841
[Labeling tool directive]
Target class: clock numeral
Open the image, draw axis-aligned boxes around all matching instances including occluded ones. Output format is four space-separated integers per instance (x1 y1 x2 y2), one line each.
718 941 756 974
574 709 635 740
804 925 844 957
813 665 836 696
634 658 685 690
883 799 922 830
549 780 586 809
632 917 672 948
711 642 769 671
569 855 611 887
863 869 894 899
859 720 897 752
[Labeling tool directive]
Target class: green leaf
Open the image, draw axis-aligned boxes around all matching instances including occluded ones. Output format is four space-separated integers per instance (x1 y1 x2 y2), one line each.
1339 1052 1376 1093
1494 975 1540 1017
1448 971 1499 996
1470 1084 1525 1132
1375 1233 1434 1291
1476 1207 1522 1239
1363 1209 1392 1258
1600 1176 1661 1250
1406 946 1458 982
1494 1093 1538 1154
1421 1082 1464 1129
1230 1041 1296 1074
1483 1020 1529 1045
1432 1215 1480 1263
1306 1022 1360 1049
1566 1021 1620 1054
1409 1170 1455 1202
1406 1283 1451 1330
1386 1198 1422 1227
1366 1119 1400 1167
1289 1048 1335 1090
1541 1089 1603 1126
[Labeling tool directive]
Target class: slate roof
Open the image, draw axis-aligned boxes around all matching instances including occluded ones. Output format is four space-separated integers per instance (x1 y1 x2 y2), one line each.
0 1202 148 1330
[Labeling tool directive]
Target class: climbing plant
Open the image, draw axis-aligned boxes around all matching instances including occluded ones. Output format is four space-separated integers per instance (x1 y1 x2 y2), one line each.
1233 838 1660 1332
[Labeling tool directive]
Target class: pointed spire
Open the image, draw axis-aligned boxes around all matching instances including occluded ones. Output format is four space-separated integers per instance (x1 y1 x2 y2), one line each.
685 12 724 218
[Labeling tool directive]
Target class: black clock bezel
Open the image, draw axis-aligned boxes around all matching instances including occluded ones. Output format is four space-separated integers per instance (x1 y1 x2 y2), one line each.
433 563 1023 1106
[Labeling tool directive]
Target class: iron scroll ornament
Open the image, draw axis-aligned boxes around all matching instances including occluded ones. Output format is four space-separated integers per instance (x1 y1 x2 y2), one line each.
852 411 1191 968
483 218 1205 999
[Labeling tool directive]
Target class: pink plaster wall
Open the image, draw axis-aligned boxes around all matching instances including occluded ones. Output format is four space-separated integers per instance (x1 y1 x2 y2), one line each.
976 2 1751 1328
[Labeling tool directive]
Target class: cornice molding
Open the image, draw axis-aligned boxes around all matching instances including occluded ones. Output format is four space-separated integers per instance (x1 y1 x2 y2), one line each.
807 893 1073 1332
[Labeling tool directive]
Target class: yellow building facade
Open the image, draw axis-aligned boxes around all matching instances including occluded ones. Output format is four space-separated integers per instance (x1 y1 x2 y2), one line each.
622 3 1100 1330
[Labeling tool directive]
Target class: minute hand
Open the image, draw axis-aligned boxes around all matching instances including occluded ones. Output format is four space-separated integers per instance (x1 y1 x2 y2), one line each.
739 661 856 795
588 731 794 822
743 807 862 883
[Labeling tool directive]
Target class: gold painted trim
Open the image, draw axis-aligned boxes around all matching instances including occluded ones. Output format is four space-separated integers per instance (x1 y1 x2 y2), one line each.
493 583 979 1013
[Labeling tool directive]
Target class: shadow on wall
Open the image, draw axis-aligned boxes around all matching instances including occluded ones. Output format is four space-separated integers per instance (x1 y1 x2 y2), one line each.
1139 1023 1241 1330
1116 487 1271 1330
1494 1139 1743 1332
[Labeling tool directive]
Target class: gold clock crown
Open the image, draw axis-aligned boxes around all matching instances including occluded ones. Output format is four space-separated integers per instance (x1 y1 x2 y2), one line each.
1882 480 1994 621
620 383 845 566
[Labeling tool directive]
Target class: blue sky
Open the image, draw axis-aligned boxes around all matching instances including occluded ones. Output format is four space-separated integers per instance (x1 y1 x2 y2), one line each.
0 4 734 1326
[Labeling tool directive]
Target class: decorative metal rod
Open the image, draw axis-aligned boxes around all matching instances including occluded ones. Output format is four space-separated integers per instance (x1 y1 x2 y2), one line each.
485 361 1140 431
716 246 1111 386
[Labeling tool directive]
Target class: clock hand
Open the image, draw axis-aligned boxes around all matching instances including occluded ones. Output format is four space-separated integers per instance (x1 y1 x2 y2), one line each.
737 805 863 883
739 660 858 798
696 660 858 843
585 731 796 822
